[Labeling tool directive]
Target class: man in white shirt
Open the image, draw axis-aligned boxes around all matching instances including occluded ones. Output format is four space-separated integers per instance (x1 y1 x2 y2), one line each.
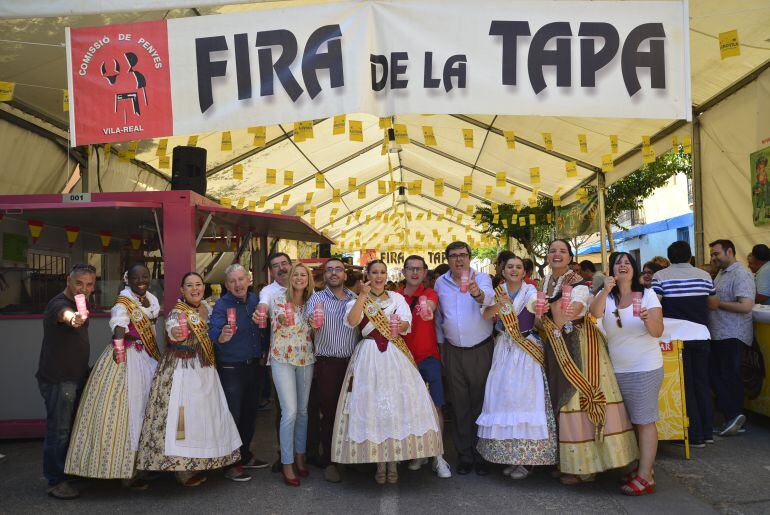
434 241 495 476
258 252 292 312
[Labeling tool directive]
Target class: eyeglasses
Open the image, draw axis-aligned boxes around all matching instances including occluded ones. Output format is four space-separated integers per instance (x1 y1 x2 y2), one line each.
613 309 623 328
325 266 345 274
447 252 469 261
641 270 653 276
71 264 96 273
403 266 425 274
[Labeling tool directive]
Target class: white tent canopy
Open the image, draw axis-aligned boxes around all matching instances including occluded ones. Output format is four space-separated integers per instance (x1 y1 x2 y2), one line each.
1 0 769 252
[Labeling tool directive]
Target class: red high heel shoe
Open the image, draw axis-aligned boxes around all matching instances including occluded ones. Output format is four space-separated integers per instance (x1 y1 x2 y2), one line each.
295 464 310 478
282 469 300 487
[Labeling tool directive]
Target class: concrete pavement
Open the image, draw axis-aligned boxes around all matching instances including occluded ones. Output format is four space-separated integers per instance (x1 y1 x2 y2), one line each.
2 409 770 514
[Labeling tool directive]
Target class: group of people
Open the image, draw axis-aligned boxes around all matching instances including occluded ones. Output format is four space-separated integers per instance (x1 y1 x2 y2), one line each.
36 236 757 500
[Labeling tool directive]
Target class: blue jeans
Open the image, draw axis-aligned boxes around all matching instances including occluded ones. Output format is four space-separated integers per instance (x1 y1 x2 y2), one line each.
38 379 82 486
272 361 314 464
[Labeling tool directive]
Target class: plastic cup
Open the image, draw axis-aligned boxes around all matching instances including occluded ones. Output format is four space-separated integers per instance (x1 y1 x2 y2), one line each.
285 303 295 326
313 302 325 329
561 285 573 311
632 291 643 317
390 313 400 339
460 271 470 294
419 295 429 319
535 291 547 317
74 294 88 319
113 339 126 364
227 307 237 333
177 312 189 339
256 304 267 329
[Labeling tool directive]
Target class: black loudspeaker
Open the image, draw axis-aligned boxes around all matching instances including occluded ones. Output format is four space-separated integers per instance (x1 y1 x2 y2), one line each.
319 243 331 258
171 146 207 196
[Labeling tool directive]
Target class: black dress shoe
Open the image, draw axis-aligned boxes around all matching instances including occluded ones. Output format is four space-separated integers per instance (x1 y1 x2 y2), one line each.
475 462 489 476
457 462 473 475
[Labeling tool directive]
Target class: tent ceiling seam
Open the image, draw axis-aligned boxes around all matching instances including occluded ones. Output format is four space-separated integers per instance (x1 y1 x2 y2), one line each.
314 166 399 210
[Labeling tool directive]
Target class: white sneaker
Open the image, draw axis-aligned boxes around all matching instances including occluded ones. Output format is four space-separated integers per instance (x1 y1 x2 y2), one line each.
408 457 428 471
432 456 452 478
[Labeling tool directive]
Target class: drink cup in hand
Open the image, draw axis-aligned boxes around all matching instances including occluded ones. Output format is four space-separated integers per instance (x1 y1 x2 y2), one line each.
419 295 429 320
284 303 295 326
227 307 237 333
256 304 267 329
177 312 189 339
113 339 126 364
313 302 324 329
460 271 470 294
536 291 547 317
632 291 643 317
560 285 573 311
74 294 88 320
390 313 400 339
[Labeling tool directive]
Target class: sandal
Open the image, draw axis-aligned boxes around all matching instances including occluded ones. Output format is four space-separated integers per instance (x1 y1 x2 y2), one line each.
560 473 596 485
620 468 654 484
621 475 656 496
182 474 207 487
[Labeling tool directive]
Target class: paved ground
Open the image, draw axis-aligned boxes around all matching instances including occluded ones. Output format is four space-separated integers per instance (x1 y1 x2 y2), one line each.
2 409 770 514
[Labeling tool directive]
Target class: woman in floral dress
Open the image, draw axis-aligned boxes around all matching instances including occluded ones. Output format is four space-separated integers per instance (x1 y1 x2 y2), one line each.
269 263 315 487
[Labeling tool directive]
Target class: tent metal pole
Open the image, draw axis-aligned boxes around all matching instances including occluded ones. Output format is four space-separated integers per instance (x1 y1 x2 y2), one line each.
597 172 608 267
692 115 704 265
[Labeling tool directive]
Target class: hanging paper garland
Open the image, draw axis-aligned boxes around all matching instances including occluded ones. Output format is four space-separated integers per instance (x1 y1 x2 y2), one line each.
28 219 44 244
65 226 80 247
130 234 142 250
99 230 112 252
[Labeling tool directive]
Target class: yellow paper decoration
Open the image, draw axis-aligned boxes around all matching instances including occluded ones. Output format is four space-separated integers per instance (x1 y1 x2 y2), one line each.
683 136 692 155
266 168 277 184
719 29 740 59
496 172 506 188
434 178 444 197
348 177 357 192
237 197 245 209
0 81 15 102
529 214 536 225
299 121 314 139
156 138 168 156
509 186 517 197
462 129 474 148
484 185 493 196
602 154 614 172
358 184 366 199
284 170 294 186
610 134 619 153
422 126 437 146
566 161 577 178
333 115 346 135
62 89 69 111
221 131 232 151
258 196 267 208
282 194 291 206
315 173 325 189
642 135 651 147
187 135 198 147
248 200 257 211
158 155 170 169
249 126 266 147
529 167 541 184
503 130 516 150
349 120 363 142
233 164 244 180
578 134 588 153
273 203 282 214
393 124 409 144
379 117 392 129
378 180 386 194
220 197 232 208
519 216 526 227
553 193 562 207
542 133 553 151
672 135 679 148
332 189 341 203
642 145 656 164
463 175 473 187
306 192 314 202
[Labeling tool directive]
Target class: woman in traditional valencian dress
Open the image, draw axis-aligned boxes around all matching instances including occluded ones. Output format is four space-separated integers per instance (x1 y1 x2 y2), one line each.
331 260 443 484
476 253 557 480
537 240 638 485
65 264 160 489
136 272 241 486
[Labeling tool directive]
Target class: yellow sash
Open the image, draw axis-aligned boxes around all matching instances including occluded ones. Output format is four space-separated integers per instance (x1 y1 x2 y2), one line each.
542 315 607 441
361 295 417 368
116 296 161 361
173 301 216 367
494 285 544 366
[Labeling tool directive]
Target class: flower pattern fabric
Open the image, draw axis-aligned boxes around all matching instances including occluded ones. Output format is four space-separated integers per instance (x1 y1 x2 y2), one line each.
270 296 315 367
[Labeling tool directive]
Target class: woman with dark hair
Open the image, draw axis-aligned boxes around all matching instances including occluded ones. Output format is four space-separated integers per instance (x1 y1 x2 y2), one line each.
535 240 637 485
640 261 665 289
331 260 443 484
66 264 160 488
476 254 557 480
590 252 663 496
137 272 241 486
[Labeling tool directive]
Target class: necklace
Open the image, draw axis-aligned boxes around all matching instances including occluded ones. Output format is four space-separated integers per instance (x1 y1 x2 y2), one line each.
369 290 387 298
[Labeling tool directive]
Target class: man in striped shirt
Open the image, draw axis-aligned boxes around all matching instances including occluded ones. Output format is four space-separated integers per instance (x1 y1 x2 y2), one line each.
652 241 719 447
305 258 359 483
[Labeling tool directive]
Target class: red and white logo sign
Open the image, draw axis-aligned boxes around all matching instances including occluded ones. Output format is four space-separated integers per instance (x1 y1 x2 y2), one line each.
68 20 173 146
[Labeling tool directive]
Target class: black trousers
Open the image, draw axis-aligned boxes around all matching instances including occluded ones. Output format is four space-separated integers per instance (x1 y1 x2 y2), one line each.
218 360 264 465
709 338 745 421
682 340 713 442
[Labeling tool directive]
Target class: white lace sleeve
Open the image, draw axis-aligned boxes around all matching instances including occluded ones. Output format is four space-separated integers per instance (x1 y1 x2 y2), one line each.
165 309 181 337
109 302 130 331
571 284 591 316
391 292 413 335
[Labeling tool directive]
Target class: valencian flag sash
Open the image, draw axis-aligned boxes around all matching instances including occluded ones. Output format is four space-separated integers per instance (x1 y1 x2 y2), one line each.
116 295 161 361
173 301 216 367
358 295 416 368
494 284 544 366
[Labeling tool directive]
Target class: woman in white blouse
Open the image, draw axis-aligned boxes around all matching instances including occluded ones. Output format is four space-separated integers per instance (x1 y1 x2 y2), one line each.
590 252 664 496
